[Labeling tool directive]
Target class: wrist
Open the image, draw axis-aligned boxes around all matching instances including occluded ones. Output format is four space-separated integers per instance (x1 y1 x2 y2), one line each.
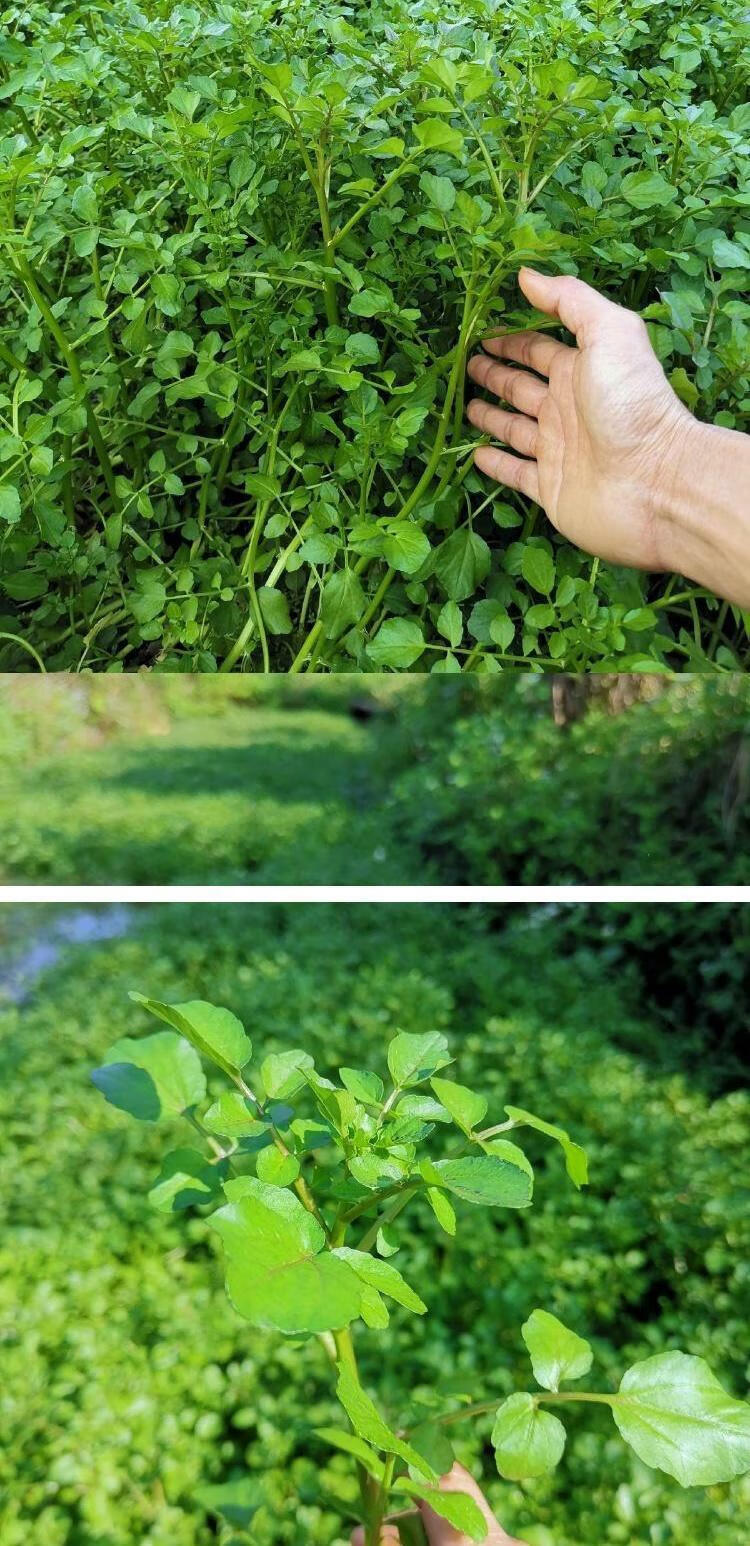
653 415 750 608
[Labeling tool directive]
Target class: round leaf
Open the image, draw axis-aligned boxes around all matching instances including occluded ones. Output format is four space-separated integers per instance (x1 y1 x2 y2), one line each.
492 1393 566 1480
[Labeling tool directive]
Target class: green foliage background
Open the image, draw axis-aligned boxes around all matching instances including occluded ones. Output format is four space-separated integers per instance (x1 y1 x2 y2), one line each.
1 0 749 671
1 903 749 1545
0 675 748 886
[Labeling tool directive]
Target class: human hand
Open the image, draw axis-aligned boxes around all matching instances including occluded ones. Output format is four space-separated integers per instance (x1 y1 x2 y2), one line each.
350 1462 527 1545
466 266 693 572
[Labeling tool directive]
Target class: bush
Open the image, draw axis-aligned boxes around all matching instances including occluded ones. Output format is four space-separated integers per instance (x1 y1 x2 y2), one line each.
1 1 748 671
2 903 749 1545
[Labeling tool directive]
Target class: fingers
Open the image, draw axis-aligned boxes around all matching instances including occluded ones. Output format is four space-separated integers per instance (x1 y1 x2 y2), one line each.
466 400 538 458
473 445 540 503
466 353 547 418
518 266 624 342
351 1528 400 1545
482 329 570 378
419 1463 524 1545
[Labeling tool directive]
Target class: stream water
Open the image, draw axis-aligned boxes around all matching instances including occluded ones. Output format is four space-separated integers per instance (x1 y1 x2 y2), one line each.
0 905 133 1003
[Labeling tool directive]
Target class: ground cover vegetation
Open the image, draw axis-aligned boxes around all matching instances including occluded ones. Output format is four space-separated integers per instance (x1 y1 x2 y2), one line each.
1 0 748 672
0 674 747 883
1 901 749 1546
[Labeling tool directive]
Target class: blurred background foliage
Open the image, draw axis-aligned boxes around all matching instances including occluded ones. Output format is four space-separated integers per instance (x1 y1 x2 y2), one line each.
0 674 748 886
0 901 748 1546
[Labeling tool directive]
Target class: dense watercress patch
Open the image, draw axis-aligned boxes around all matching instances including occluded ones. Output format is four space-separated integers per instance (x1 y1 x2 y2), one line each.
91 997 750 1543
1 0 748 671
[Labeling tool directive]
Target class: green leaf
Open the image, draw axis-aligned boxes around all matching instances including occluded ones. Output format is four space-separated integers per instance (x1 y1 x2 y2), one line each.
432 1154 533 1208
261 1049 314 1100
148 1147 225 1212
426 1185 456 1235
0 485 21 525
419 171 456 212
255 1147 300 1187
521 546 555 596
321 570 365 640
151 274 182 317
367 618 425 669
492 1394 566 1480
349 289 392 318
436 599 463 649
71 184 98 223
204 1091 267 1139
504 1105 588 1188
522 1310 593 1391
611 1351 750 1486
332 1247 427 1314
430 1076 487 1133
345 332 381 364
339 1068 385 1105
387 1030 451 1088
313 1427 385 1481
711 237 750 270
128 994 252 1077
434 529 491 601
619 170 678 210
336 1363 436 1478
166 85 202 119
210 1178 361 1333
414 119 465 158
194 1477 264 1526
258 587 292 635
382 524 431 575
399 1481 487 1542
92 1031 206 1120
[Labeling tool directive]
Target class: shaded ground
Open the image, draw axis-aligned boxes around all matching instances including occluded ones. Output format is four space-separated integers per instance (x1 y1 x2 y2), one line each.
0 706 410 884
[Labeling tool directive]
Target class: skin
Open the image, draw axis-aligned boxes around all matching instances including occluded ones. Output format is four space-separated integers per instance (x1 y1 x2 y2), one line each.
466 267 750 609
350 1463 527 1546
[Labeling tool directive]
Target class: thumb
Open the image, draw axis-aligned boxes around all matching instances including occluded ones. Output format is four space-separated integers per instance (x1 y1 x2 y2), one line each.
518 267 625 343
419 1463 526 1545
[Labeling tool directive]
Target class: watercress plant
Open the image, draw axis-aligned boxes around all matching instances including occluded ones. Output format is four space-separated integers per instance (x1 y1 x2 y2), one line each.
91 996 750 1544
1 0 749 671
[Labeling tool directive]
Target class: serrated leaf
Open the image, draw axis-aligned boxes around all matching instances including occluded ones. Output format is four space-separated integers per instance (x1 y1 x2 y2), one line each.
505 1105 588 1188
210 1178 361 1333
387 1031 451 1088
129 994 252 1076
336 1364 436 1478
611 1351 750 1486
492 1394 566 1480
432 1154 533 1208
522 1310 593 1392
92 1031 206 1120
430 1076 487 1133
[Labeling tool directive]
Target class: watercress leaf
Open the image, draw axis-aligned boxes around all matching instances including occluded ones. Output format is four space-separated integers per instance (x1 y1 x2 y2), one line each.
194 1477 264 1526
148 1147 226 1212
395 1093 451 1122
382 524 431 575
612 1351 750 1486
92 1031 206 1120
419 171 456 212
619 170 678 210
426 1185 456 1235
345 332 381 364
430 1076 487 1133
336 1363 436 1478
321 570 366 640
522 1309 593 1391
432 1154 533 1208
408 1421 455 1478
414 119 465 158
255 1147 300 1187
504 1105 588 1188
359 1282 390 1328
0 486 22 525
257 587 292 635
349 1152 407 1189
204 1091 268 1139
367 618 425 669
332 1247 427 1314
340 1068 385 1105
261 1049 314 1100
387 1030 452 1087
436 599 463 649
399 1480 488 1542
521 546 555 596
210 1179 361 1333
434 529 491 601
128 993 252 1076
481 1139 533 1181
313 1427 385 1482
492 1393 566 1480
